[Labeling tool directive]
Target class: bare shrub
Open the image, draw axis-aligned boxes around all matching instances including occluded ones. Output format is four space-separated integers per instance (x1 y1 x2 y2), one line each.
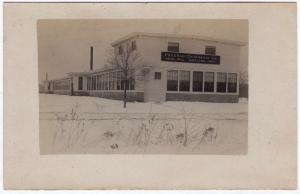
157 122 176 145
110 143 119 149
130 114 158 147
193 125 218 150
52 102 87 151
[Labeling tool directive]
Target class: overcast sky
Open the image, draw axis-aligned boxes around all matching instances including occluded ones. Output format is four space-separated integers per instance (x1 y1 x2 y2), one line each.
38 19 248 83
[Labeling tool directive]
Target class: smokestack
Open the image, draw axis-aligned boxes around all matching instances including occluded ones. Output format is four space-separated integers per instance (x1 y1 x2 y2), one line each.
90 46 93 71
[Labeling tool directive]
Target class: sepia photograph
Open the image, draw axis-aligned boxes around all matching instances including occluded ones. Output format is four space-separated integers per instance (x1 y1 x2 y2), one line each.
4 2 297 190
38 19 248 154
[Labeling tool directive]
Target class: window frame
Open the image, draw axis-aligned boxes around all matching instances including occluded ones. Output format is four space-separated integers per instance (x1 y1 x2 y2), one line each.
167 70 179 91
154 72 161 80
227 73 238 93
216 72 227 93
167 42 179 52
132 41 136 51
179 71 190 92
192 71 203 92
204 72 215 92
205 46 216 56
78 77 83 90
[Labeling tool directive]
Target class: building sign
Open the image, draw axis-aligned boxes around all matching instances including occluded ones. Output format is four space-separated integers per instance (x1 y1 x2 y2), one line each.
161 52 220 64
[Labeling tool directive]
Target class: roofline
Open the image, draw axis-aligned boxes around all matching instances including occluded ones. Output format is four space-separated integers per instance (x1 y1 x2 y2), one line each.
111 32 247 47
49 77 71 82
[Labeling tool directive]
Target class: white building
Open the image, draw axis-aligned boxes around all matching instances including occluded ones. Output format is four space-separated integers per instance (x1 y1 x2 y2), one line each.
43 32 248 103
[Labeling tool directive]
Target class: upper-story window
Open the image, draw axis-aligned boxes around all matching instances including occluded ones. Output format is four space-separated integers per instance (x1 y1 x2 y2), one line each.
168 42 179 52
205 46 216 55
131 41 136 51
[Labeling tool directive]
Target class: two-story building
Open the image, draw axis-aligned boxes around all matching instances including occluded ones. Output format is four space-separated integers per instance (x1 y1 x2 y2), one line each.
43 32 247 103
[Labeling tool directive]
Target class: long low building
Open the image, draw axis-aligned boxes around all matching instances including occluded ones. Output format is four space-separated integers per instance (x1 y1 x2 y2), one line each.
42 32 247 103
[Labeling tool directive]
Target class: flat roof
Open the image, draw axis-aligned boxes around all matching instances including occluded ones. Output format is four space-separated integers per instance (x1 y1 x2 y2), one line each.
111 32 247 47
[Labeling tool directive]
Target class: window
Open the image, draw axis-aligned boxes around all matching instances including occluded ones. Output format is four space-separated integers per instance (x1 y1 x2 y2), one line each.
193 71 203 92
97 75 101 90
179 71 190 91
132 41 136 50
217 72 227 93
113 72 117 90
99 75 102 90
205 46 216 55
155 72 161 80
118 46 123 55
168 42 179 52
228 73 237 93
105 73 109 90
109 72 113 90
167 70 178 91
87 77 90 90
204 72 214 92
92 76 96 90
129 78 135 90
78 77 83 90
117 72 121 90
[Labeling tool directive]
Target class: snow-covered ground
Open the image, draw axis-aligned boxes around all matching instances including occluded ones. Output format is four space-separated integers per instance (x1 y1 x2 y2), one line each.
39 94 248 154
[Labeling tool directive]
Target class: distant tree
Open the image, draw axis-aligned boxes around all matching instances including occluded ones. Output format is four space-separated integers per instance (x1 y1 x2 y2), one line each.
107 41 143 108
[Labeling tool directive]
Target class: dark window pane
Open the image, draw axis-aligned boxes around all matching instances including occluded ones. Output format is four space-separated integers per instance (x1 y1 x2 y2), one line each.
78 77 83 90
132 41 136 50
228 73 237 93
167 71 178 91
204 72 214 92
129 78 135 90
193 71 203 92
217 72 227 93
179 71 190 91
155 72 161 80
205 46 216 55
117 72 121 90
99 75 102 90
168 42 179 52
118 46 123 54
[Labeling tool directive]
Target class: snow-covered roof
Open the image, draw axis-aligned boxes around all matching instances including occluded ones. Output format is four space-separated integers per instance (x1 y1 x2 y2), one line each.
111 32 247 47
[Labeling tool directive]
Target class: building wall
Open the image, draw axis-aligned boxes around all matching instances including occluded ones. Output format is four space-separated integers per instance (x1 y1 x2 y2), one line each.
89 91 144 102
137 36 244 72
134 36 245 102
166 93 239 103
44 35 247 103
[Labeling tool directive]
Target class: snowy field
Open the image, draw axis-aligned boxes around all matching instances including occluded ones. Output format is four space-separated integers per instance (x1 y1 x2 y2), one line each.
39 94 248 154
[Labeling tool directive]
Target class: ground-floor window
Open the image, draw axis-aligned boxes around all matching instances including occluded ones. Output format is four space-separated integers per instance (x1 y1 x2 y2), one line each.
87 77 91 90
86 71 135 91
117 72 121 90
78 77 83 90
129 78 135 90
166 70 238 94
193 71 203 92
228 73 237 93
97 75 100 90
217 72 227 93
204 72 214 92
179 71 190 91
92 76 96 90
167 70 178 91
